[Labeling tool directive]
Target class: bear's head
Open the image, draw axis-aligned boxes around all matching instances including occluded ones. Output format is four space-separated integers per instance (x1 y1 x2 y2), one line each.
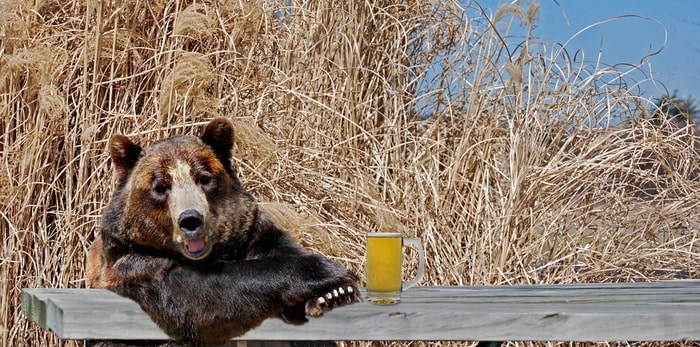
106 118 257 261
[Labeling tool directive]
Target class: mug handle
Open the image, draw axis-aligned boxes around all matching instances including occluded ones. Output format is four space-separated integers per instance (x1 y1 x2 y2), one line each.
402 238 425 290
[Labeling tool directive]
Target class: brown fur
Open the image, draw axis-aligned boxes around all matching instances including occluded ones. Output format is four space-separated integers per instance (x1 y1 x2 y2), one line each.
86 237 105 287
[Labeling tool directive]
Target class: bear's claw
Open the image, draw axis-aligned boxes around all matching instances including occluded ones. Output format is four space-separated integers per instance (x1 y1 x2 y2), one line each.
305 285 362 317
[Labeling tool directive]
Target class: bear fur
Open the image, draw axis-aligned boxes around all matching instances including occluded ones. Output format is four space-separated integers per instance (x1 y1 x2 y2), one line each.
86 118 361 346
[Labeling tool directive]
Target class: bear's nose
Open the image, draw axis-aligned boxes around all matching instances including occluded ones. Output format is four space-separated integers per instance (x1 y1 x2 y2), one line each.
178 209 204 236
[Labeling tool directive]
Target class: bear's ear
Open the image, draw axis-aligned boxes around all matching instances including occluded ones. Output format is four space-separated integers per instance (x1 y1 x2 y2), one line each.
109 134 142 184
201 117 235 172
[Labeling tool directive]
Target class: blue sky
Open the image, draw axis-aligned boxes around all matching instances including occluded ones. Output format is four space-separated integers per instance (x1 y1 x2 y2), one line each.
478 0 700 101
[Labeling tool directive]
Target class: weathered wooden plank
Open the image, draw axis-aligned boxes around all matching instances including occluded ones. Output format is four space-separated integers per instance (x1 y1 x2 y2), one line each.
239 304 700 341
22 282 700 342
23 289 169 340
396 281 700 303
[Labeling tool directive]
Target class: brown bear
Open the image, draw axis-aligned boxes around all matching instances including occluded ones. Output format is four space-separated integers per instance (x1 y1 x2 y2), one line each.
86 118 362 346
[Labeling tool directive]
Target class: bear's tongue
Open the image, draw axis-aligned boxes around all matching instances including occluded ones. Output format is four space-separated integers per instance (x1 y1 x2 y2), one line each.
185 237 206 254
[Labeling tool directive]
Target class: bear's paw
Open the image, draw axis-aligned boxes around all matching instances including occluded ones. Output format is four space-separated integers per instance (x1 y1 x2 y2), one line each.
305 285 362 317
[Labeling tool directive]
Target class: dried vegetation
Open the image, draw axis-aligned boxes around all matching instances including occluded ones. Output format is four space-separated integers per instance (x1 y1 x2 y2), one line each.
1 0 699 346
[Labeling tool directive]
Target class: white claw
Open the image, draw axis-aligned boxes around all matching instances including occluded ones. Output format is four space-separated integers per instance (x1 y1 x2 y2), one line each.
338 287 345 295
347 286 354 293
317 297 326 305
333 289 339 298
325 293 333 300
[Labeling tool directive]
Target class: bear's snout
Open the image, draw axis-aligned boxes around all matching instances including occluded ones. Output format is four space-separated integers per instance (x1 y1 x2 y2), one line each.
178 209 204 237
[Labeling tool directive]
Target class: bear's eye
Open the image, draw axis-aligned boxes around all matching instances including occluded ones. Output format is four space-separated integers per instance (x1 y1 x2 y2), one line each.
150 181 171 201
198 174 216 191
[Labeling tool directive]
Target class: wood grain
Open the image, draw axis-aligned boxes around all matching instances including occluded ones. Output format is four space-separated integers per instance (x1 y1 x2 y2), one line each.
22 282 700 342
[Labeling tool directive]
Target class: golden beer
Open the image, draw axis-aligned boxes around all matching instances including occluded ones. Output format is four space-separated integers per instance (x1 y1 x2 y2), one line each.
365 232 425 305
366 233 403 294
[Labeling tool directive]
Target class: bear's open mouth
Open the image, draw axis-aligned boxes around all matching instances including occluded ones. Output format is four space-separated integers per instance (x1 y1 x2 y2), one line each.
182 236 211 259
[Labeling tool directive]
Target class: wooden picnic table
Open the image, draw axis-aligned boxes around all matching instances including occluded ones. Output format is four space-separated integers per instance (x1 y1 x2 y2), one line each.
22 281 700 344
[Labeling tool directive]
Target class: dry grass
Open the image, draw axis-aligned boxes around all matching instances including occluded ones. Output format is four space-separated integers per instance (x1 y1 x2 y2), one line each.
2 0 699 346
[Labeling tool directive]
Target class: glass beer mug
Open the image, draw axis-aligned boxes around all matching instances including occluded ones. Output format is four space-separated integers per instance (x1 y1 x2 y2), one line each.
365 232 426 305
